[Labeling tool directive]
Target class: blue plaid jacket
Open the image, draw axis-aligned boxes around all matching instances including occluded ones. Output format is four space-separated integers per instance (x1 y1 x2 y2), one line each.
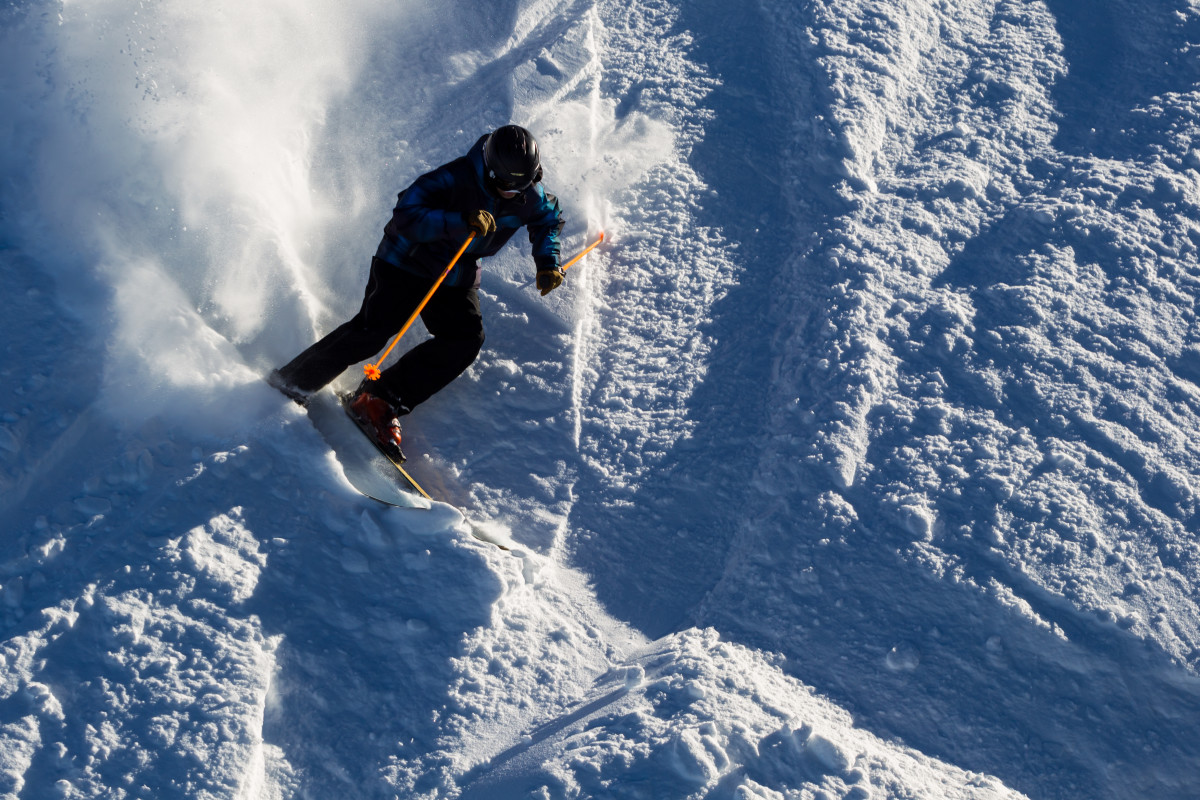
374 135 565 288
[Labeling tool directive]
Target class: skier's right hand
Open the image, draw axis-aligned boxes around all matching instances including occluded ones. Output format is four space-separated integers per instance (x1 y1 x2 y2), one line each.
466 210 495 237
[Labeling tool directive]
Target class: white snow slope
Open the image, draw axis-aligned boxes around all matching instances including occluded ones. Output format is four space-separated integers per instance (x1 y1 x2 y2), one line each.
2 0 1200 797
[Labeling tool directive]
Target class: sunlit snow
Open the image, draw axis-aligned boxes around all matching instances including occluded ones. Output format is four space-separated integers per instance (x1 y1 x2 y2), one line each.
2 0 1199 798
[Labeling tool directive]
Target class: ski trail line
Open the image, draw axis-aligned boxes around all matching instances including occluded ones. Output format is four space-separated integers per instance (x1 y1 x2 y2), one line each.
569 3 605 453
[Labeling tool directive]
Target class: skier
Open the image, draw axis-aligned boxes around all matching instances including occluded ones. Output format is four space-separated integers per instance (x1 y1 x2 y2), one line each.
268 124 565 462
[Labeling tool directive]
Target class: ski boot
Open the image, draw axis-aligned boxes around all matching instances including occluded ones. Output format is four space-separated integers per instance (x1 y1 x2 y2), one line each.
267 370 312 407
347 390 407 463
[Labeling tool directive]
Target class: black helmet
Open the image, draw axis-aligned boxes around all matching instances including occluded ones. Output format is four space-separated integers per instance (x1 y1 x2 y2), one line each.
483 125 542 192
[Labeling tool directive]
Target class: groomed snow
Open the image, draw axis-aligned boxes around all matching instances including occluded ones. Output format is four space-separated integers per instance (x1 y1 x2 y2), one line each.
2 0 1200 798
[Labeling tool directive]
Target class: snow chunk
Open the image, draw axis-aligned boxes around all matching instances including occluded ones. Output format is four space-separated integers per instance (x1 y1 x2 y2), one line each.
885 642 921 672
0 716 39 796
24 682 64 722
181 509 266 604
897 501 937 541
806 732 854 773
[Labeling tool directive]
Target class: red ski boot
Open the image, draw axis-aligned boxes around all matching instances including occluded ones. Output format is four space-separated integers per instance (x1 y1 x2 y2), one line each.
346 391 407 463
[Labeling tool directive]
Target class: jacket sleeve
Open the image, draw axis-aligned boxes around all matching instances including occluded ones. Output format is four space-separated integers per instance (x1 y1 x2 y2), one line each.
528 188 565 272
391 166 470 242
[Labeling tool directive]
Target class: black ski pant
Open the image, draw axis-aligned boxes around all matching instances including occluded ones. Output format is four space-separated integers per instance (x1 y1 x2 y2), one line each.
275 257 484 412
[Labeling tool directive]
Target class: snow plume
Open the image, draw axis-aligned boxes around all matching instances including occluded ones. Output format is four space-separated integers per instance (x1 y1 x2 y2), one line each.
99 253 276 431
1 0 412 427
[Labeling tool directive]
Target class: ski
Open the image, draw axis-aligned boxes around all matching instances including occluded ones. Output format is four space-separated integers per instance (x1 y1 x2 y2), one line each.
279 388 511 550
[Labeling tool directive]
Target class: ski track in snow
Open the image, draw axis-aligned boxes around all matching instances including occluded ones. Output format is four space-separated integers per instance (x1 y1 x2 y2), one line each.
2 0 1200 798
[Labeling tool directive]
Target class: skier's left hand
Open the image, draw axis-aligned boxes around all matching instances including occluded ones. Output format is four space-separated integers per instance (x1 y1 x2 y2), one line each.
537 267 565 296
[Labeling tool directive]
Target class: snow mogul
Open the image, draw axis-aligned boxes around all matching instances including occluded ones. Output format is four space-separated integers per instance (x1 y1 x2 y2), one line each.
269 125 566 462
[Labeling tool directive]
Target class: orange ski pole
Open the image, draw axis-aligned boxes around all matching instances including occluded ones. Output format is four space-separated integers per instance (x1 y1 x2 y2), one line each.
562 231 605 273
363 232 476 381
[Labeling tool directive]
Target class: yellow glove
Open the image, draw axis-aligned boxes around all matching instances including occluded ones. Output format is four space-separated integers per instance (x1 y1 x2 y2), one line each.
466 209 495 236
536 267 565 297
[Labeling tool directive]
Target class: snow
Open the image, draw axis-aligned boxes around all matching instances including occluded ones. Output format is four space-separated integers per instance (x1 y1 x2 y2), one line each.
3 0 1200 797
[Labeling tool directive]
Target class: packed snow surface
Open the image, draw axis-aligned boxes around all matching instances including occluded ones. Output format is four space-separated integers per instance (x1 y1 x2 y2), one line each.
3 0 1200 797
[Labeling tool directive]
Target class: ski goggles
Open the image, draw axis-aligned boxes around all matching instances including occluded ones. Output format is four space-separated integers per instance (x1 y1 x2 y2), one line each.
488 169 534 193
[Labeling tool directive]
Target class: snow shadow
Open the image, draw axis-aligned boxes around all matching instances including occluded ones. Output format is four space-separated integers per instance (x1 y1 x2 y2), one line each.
638 1 1200 795
710 488 1200 800
563 0 835 638
909 161 1200 797
836 321 1200 800
1042 0 1200 157
244 496 504 797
